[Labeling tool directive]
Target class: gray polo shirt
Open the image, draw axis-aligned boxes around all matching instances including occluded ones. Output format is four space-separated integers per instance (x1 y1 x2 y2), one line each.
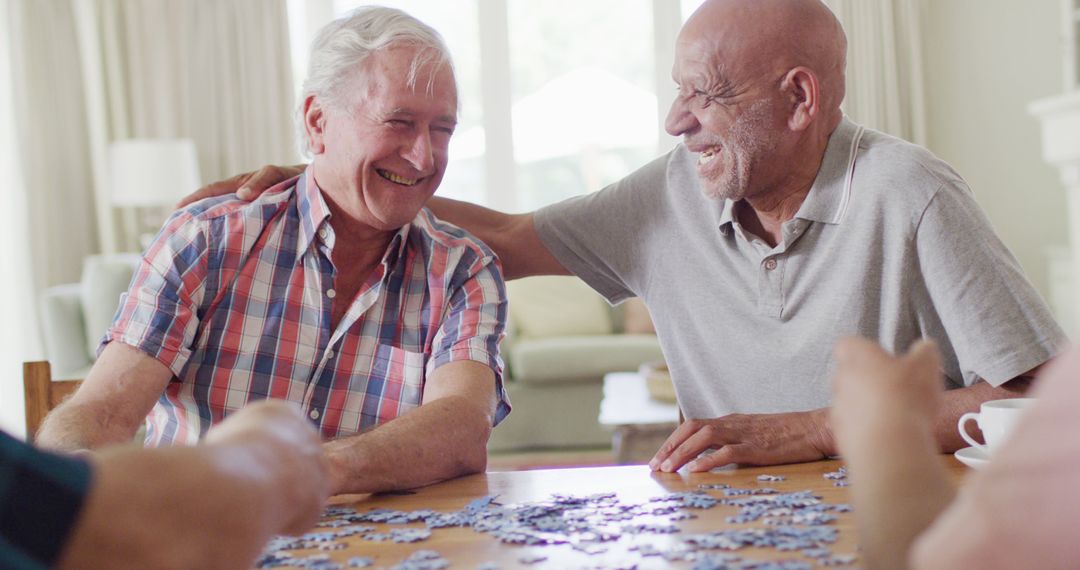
535 117 1065 418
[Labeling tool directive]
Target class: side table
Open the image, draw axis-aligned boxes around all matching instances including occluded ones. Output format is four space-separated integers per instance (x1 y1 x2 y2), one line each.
598 372 680 464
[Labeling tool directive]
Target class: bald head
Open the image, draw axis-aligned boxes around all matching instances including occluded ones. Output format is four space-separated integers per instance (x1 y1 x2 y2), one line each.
680 0 847 115
665 0 849 204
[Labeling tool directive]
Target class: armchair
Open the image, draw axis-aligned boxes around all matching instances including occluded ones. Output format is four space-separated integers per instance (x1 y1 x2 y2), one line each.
38 254 140 378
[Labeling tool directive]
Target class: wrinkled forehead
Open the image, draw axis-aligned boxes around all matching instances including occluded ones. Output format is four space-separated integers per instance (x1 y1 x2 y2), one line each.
672 31 733 85
672 19 778 87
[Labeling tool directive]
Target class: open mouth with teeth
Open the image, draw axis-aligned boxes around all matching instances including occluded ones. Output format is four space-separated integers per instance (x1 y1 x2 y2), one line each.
376 168 422 187
698 147 720 165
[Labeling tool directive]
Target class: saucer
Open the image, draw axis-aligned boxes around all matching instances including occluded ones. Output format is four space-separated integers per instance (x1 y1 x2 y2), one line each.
954 446 990 469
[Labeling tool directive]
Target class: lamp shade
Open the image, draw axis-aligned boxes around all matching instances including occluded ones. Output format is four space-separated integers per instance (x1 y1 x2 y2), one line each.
108 139 201 206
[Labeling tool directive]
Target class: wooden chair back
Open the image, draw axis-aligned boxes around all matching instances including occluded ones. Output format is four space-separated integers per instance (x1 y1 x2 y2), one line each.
23 361 82 441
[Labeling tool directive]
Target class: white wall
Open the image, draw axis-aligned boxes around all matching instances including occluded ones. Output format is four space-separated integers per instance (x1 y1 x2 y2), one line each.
922 0 1067 305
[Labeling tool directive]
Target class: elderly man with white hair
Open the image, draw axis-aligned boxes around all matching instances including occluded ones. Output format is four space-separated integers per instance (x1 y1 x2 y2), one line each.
36 6 510 495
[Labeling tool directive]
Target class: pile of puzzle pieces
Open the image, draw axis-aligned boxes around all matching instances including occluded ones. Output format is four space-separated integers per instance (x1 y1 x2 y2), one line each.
254 469 856 570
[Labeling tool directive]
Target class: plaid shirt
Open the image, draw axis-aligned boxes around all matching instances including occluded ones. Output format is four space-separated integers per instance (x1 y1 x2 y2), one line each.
105 169 510 445
0 430 92 569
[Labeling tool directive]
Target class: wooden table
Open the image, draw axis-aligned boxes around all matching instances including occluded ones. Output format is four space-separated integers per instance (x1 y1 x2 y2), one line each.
264 458 970 569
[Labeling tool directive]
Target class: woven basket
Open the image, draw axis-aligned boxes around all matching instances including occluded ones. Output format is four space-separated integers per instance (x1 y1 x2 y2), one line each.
639 361 677 403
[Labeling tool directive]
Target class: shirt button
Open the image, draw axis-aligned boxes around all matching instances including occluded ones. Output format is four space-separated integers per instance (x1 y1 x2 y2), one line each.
324 350 335 360
309 409 320 420
764 258 778 270
326 288 336 298
317 227 328 239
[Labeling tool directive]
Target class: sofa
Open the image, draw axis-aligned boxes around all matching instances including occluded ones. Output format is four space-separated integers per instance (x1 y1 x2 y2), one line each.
487 276 665 452
39 258 665 452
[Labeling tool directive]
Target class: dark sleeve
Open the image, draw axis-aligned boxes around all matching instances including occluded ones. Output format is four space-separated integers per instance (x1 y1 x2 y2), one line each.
0 430 93 569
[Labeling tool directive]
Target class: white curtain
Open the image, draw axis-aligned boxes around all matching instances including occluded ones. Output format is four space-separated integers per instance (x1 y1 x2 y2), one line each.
0 0 295 437
825 0 927 145
88 0 297 250
0 0 98 438
7 1 100 294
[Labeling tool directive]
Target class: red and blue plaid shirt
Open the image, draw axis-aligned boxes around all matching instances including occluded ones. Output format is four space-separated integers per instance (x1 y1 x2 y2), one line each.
105 169 510 445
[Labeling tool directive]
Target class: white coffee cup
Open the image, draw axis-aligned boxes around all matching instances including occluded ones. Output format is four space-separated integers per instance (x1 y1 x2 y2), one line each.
957 398 1035 454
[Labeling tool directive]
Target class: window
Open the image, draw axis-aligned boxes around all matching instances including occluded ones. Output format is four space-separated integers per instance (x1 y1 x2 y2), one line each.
292 0 697 212
506 0 654 210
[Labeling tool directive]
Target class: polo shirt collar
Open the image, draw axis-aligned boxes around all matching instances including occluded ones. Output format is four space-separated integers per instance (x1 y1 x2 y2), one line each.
792 116 862 225
715 116 862 235
717 198 738 235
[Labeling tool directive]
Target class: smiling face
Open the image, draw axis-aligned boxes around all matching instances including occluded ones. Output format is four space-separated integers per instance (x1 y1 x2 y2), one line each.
665 27 785 202
663 0 850 205
306 44 458 232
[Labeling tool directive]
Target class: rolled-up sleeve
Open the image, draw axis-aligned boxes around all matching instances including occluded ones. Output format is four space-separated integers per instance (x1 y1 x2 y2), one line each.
100 210 209 377
428 251 511 425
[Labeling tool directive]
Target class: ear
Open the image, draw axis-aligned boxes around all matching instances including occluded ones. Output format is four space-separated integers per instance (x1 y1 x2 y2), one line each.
303 95 327 154
781 67 818 132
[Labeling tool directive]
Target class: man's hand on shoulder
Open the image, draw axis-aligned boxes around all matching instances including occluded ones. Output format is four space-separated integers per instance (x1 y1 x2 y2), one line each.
648 409 834 472
176 163 306 208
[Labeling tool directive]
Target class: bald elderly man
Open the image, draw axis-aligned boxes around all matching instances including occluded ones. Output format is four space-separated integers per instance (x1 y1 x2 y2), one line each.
190 0 1064 471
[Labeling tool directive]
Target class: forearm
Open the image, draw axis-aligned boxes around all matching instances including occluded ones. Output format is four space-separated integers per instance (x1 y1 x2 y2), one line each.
324 395 492 494
427 196 515 250
427 197 567 279
38 343 171 451
36 402 142 452
842 409 957 570
59 445 283 570
805 407 837 457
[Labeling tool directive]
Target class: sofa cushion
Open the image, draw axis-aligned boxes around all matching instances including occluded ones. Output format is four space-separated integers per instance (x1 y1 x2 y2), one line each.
510 334 665 385
507 276 613 339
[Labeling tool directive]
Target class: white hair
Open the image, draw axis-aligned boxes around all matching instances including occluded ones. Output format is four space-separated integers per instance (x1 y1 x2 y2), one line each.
294 6 455 157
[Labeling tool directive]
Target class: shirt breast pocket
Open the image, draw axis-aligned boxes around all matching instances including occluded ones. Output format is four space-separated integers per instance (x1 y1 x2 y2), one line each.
371 344 427 416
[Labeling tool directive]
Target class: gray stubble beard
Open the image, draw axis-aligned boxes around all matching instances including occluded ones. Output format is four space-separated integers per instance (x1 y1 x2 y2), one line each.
700 98 778 203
